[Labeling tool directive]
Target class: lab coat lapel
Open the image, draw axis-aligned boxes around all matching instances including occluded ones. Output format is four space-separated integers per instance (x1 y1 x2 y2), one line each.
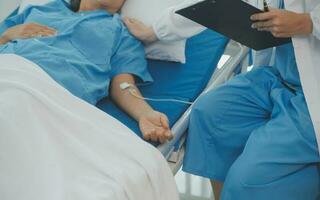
286 0 320 155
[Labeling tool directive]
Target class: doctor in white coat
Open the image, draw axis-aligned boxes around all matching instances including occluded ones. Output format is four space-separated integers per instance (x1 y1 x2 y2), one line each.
123 0 280 66
125 0 320 200
124 0 320 199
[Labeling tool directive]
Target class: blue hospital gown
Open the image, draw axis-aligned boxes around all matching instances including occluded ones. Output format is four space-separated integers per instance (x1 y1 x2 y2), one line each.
0 0 152 105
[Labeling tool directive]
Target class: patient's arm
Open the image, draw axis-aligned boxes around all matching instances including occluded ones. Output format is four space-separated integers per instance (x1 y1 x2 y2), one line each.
0 37 8 45
0 23 56 45
110 74 173 143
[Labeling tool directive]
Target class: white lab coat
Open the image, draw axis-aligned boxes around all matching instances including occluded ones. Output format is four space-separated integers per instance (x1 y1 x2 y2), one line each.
153 0 320 154
152 0 205 41
153 0 272 41
152 0 278 66
287 0 320 154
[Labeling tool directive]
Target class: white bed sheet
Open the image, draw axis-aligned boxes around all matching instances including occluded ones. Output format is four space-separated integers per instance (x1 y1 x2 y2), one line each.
0 54 179 200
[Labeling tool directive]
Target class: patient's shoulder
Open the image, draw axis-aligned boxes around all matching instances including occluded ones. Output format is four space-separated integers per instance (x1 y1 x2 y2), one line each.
23 0 65 14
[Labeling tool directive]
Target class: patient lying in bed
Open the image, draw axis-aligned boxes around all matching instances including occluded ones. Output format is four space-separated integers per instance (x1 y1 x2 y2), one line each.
0 0 172 143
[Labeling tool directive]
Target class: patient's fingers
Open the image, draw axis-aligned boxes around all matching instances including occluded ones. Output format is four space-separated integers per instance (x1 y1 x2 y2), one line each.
28 24 56 33
144 128 171 143
157 134 166 144
139 112 173 143
35 29 57 36
33 30 55 37
165 130 173 140
30 23 56 31
143 132 151 141
29 24 57 36
157 127 174 143
149 129 158 142
160 114 173 140
41 30 57 36
24 26 57 38
144 125 157 142
142 127 153 141
160 114 169 129
156 128 167 144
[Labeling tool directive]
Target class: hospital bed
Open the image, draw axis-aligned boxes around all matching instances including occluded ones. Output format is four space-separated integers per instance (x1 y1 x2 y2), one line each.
97 30 250 174
1 7 250 175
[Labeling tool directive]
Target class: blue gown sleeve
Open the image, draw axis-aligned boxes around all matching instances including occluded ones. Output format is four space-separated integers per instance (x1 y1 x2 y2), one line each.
0 8 29 36
110 27 153 84
0 4 36 37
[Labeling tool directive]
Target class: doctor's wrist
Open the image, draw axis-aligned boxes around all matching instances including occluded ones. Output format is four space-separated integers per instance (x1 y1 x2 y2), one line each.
142 27 158 43
302 13 313 35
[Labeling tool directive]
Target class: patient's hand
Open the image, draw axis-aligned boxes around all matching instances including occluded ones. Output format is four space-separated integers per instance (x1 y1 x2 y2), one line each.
139 110 173 143
122 17 158 43
1 23 57 43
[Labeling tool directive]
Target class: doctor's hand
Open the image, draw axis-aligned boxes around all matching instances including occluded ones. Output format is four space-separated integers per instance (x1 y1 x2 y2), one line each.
1 23 57 43
139 110 173 143
122 17 158 43
251 9 313 38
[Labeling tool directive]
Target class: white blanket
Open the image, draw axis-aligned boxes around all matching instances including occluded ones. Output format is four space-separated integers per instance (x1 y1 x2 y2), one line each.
0 54 179 200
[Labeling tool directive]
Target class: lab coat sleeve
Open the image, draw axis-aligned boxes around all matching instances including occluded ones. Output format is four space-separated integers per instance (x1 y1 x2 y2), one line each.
151 0 273 41
152 0 206 41
310 4 320 40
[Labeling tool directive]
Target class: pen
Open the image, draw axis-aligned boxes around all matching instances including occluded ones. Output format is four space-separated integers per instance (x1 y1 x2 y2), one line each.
263 0 269 12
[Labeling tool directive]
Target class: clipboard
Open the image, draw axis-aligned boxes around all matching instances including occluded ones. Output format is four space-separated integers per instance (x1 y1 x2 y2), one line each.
176 0 291 50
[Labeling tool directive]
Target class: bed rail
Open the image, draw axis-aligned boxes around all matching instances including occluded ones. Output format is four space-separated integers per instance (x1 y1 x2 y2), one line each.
158 40 250 174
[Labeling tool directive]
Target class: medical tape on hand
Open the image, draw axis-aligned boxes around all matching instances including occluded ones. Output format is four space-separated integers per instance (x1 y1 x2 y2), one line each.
119 82 193 105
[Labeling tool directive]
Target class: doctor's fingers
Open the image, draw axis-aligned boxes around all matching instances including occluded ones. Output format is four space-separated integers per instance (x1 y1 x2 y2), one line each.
256 25 280 32
251 8 279 21
122 17 131 23
252 20 274 29
123 17 140 25
256 27 288 37
122 17 135 27
270 32 291 38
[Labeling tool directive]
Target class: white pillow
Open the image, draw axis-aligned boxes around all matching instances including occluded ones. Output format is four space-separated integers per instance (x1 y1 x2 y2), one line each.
19 0 69 13
121 0 186 63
